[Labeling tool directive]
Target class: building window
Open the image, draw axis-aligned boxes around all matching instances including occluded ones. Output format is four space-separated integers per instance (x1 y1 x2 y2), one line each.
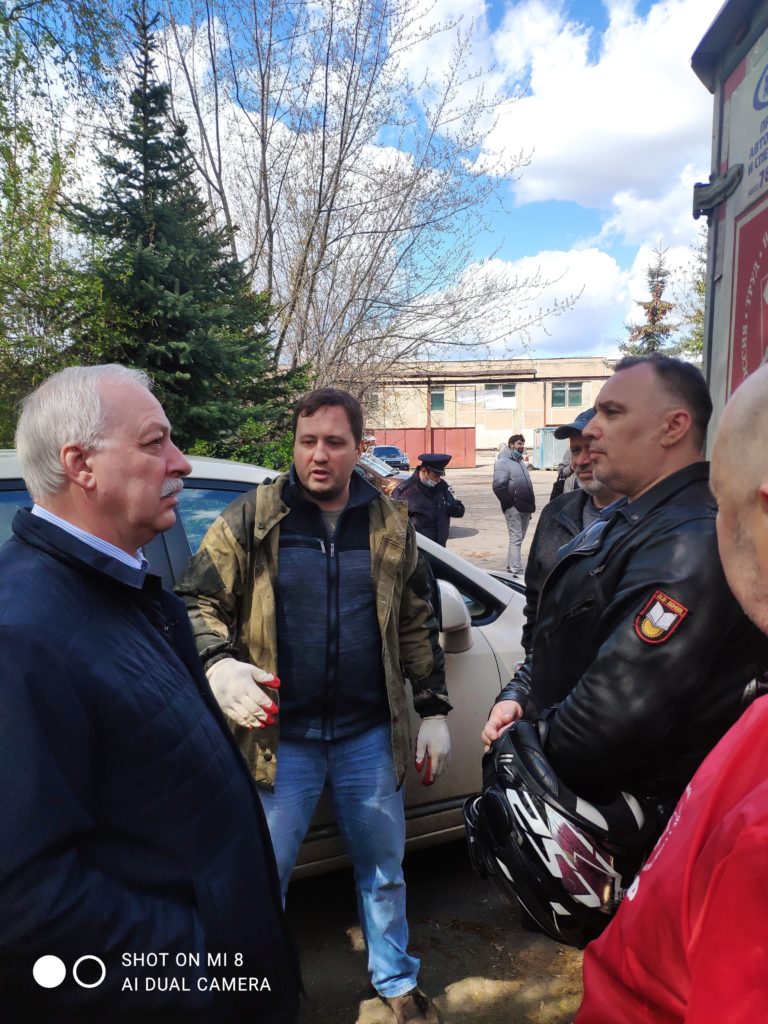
484 383 516 398
430 387 445 412
552 382 583 408
366 389 381 415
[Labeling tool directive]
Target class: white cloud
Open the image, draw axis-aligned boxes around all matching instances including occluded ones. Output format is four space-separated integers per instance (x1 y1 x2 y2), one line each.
403 0 720 293
463 246 630 357
447 234 705 362
479 0 722 213
395 0 494 89
588 163 705 248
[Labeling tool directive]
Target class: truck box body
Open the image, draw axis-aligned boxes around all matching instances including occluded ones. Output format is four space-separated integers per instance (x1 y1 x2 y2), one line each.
693 1 768 423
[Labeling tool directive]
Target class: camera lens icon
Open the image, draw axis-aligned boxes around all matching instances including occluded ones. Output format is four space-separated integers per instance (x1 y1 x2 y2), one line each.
33 954 106 989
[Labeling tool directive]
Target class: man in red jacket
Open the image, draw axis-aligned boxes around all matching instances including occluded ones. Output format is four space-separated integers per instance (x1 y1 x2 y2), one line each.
576 363 768 1023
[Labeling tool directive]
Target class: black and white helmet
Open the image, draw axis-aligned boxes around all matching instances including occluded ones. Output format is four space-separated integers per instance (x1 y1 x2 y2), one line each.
464 720 659 949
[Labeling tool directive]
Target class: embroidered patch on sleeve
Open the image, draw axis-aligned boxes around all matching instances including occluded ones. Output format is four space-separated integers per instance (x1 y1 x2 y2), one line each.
634 591 689 645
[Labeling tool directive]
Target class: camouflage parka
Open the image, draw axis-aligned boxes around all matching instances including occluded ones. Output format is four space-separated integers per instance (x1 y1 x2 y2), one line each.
176 473 450 790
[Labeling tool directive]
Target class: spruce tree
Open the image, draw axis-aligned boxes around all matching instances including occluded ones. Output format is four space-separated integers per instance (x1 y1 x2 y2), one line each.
621 247 678 357
67 1 300 449
670 229 706 364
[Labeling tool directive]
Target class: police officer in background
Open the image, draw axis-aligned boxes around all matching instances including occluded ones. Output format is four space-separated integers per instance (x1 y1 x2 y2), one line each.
392 454 465 547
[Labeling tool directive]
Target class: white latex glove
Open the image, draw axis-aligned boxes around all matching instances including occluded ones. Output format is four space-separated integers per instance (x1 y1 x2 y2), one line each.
206 657 280 730
415 716 451 786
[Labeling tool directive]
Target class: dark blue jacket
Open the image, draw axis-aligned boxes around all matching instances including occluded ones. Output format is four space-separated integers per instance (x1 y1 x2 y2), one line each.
0 511 300 1023
276 470 390 739
391 471 465 546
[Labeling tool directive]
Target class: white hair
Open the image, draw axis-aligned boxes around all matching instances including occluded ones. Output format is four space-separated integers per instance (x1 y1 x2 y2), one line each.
15 364 153 501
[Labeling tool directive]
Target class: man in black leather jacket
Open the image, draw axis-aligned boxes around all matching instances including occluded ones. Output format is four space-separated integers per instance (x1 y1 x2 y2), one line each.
482 355 768 815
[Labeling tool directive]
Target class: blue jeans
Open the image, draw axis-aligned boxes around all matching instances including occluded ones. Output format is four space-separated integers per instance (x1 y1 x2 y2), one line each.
259 723 420 998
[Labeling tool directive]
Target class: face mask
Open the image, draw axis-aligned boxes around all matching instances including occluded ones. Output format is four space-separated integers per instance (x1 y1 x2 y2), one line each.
422 476 438 488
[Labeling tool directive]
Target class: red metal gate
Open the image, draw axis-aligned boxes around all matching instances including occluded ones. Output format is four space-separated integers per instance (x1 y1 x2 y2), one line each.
376 427 476 468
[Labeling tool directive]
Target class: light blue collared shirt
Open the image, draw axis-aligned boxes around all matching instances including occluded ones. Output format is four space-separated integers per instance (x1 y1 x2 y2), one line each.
31 505 148 570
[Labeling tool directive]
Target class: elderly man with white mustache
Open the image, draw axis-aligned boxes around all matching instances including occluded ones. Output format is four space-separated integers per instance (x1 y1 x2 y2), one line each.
0 365 300 1023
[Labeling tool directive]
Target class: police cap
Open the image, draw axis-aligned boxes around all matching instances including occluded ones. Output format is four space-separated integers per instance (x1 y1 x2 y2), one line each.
418 453 452 476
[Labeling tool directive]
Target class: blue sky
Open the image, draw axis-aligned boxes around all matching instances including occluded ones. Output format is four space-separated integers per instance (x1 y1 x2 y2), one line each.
412 0 724 358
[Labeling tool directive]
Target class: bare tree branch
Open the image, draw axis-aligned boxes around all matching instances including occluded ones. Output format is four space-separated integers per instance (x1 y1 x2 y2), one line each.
156 0 576 387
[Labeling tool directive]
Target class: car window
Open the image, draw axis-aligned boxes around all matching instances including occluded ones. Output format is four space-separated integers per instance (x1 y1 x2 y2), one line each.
0 487 30 545
374 446 400 456
177 479 256 552
455 587 488 619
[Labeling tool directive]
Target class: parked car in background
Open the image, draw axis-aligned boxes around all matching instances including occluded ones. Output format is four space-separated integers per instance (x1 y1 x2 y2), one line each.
0 450 525 876
372 444 410 471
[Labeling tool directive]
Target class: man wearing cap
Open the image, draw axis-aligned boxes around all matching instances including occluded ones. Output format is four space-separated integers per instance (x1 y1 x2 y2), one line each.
482 355 768 825
391 454 465 547
520 409 622 653
492 434 535 576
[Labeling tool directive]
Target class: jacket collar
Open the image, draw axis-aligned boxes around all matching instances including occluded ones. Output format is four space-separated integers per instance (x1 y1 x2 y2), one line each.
498 446 523 463
555 463 710 561
249 467 408 549
12 508 149 589
407 468 442 496
615 461 711 524
551 489 590 531
250 467 380 543
284 464 379 511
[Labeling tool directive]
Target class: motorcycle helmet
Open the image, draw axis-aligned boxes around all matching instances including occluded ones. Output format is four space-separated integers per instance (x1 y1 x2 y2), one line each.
464 720 659 949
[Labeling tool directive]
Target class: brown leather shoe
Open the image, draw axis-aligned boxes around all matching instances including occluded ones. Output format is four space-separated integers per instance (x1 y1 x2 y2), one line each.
381 987 440 1023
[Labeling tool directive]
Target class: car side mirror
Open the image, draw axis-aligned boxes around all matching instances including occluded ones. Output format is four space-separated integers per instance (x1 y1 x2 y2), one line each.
437 579 473 654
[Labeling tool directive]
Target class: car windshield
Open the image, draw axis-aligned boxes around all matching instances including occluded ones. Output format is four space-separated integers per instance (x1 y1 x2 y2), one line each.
374 446 401 456
177 481 254 552
357 452 396 477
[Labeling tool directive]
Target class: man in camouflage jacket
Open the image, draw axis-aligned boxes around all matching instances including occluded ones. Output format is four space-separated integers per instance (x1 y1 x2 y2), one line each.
177 388 450 1024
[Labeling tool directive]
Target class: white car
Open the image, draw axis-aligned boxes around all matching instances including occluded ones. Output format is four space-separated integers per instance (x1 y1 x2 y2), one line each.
0 451 526 876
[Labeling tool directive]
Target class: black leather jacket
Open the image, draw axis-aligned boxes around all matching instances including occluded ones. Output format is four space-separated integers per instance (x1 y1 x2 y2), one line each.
521 489 593 653
498 463 768 809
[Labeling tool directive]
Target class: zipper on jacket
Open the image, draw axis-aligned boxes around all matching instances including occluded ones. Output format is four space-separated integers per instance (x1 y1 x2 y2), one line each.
544 599 596 642
322 519 342 738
